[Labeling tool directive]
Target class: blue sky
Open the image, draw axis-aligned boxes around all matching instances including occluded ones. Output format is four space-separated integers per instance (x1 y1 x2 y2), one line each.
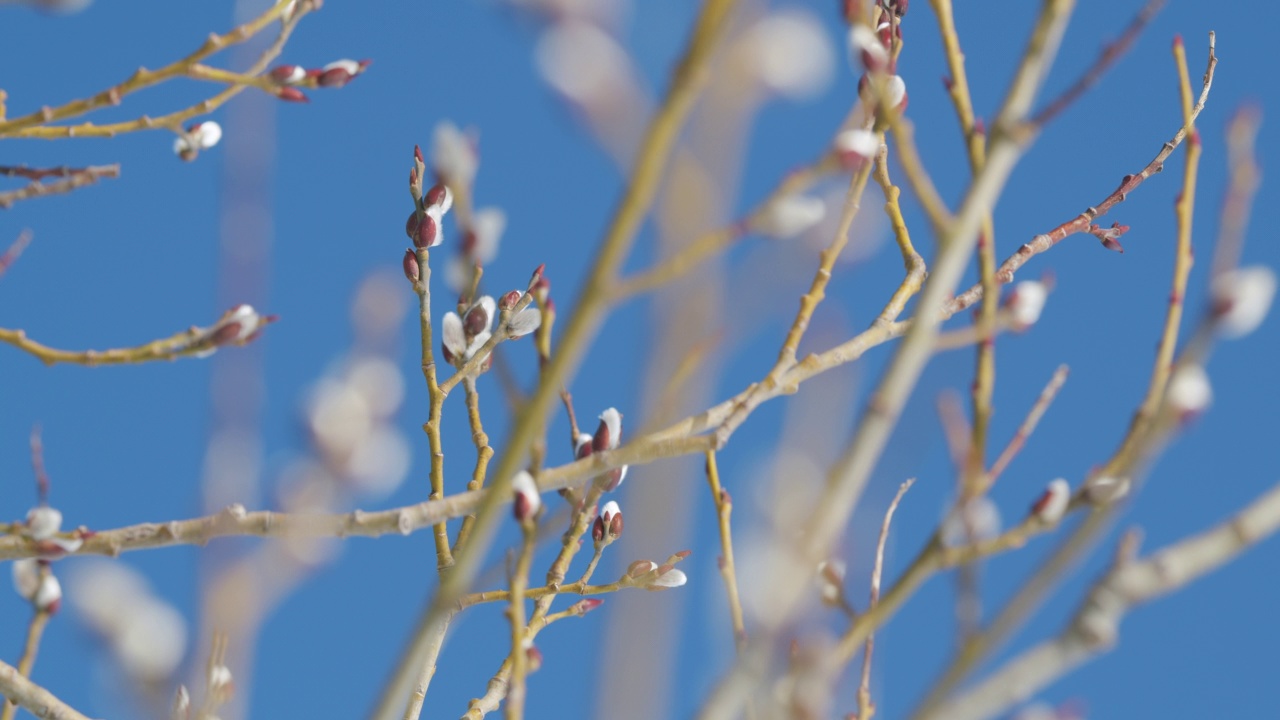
2 1 1278 719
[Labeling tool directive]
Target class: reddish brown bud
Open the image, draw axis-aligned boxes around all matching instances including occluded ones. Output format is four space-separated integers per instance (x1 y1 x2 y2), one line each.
626 560 658 579
414 213 439 249
277 87 310 103
525 646 543 672
424 182 450 209
210 322 244 346
499 290 521 311
592 516 606 543
414 144 424 164
573 598 604 615
609 511 624 537
405 211 420 239
463 304 489 335
402 249 419 283
268 65 304 84
318 67 353 87
592 418 611 454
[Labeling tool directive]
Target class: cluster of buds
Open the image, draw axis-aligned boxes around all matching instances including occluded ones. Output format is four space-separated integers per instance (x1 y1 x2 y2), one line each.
573 407 627 491
192 304 278 358
172 120 222 161
12 559 62 613
442 295 495 366
512 470 542 523
1029 478 1071 524
592 501 624 547
407 179 454 252
625 554 690 591
1210 266 1276 339
438 279 543 369
848 11 907 117
267 58 371 102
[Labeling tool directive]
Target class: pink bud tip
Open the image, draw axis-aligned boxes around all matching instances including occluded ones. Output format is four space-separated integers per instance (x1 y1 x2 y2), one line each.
579 598 604 613
414 144 424 163
499 290 521 310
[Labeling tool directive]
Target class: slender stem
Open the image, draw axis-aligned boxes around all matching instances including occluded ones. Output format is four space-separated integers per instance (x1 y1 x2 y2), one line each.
986 364 1070 483
0 657 91 720
413 246 455 572
704 450 747 651
505 523 538 720
856 479 914 720
0 165 120 209
0 609 51 720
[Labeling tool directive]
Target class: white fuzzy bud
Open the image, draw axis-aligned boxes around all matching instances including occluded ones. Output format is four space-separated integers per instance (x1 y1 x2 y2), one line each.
833 128 880 160
26 505 62 540
1167 364 1212 417
756 195 826 239
12 558 40 601
1212 266 1276 338
512 470 542 521
648 568 687 590
505 308 543 338
745 12 835 99
1008 281 1048 327
941 497 1001 547
1030 479 1071 523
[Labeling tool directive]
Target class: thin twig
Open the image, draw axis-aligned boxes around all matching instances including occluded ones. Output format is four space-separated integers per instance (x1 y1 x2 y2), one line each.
0 656 91 720
705 450 747 651
925 482 1280 720
0 165 120 209
1031 0 1169 127
0 0 308 139
856 479 913 720
986 364 1070 483
0 607 52 720
946 33 1218 316
0 231 32 279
